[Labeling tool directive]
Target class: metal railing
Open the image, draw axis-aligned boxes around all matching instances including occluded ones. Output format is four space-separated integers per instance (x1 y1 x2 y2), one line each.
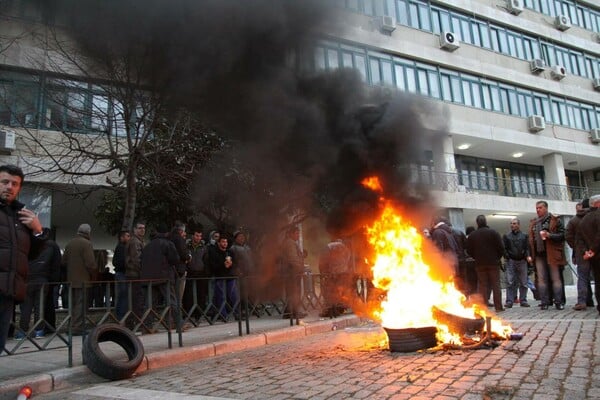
2 271 356 367
416 170 588 202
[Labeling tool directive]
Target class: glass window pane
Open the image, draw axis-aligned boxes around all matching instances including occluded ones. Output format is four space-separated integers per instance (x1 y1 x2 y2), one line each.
471 82 481 108
396 0 408 25
428 70 440 99
91 95 109 132
394 64 406 91
418 69 428 95
460 19 471 43
451 76 462 102
14 83 38 127
480 24 490 48
441 74 452 101
406 66 417 93
44 88 64 130
382 60 393 85
431 9 441 33
418 3 430 31
409 3 418 28
355 54 367 81
498 30 508 54
327 49 339 69
491 86 501 111
65 91 87 131
315 47 326 70
370 58 381 84
462 81 472 106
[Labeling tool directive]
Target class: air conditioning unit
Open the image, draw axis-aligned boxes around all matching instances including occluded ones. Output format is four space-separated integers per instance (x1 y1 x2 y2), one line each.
527 115 545 133
439 31 460 51
507 0 524 15
554 14 571 31
0 129 16 152
529 59 546 73
590 128 600 144
550 65 566 80
593 78 600 91
377 15 396 33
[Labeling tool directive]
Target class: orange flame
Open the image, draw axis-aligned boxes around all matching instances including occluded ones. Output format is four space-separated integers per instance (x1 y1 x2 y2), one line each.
362 177 512 344
361 176 383 192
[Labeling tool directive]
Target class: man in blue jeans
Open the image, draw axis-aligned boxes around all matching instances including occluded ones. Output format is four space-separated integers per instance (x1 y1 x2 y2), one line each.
503 218 530 308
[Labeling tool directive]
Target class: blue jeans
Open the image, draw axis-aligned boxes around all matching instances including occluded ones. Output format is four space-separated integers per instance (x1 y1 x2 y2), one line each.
534 254 564 306
213 278 239 319
505 259 529 304
0 294 15 354
574 254 593 305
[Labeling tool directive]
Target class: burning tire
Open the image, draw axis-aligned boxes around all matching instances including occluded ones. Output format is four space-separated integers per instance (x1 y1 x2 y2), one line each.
82 323 145 380
431 306 484 335
384 326 438 352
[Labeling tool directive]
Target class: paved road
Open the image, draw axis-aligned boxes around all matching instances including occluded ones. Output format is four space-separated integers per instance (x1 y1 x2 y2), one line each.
33 293 600 400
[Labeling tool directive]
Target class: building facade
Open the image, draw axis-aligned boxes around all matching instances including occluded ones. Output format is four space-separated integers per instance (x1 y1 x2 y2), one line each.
322 0 600 232
0 0 599 248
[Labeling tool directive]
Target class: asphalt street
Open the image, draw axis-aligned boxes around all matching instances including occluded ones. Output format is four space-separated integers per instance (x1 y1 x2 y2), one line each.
31 285 600 400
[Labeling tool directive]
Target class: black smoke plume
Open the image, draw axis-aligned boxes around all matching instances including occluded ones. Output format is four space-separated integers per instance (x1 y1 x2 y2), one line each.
39 0 445 245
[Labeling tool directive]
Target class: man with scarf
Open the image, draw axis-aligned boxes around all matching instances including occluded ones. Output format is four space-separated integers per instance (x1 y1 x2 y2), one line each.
527 201 567 310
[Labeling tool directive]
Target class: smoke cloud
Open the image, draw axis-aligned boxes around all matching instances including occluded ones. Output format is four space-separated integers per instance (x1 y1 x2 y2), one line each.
41 0 446 248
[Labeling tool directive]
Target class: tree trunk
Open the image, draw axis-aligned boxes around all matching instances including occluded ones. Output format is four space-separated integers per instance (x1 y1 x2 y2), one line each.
122 165 138 232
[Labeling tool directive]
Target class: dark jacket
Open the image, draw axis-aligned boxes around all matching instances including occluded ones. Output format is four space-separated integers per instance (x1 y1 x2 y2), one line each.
140 233 180 281
565 209 588 261
28 240 61 285
502 230 529 260
466 226 504 266
170 230 190 277
579 208 600 257
0 199 47 301
206 245 234 277
112 242 127 274
187 240 206 277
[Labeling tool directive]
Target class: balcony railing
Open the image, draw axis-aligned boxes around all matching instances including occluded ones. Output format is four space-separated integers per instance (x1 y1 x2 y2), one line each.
411 170 588 202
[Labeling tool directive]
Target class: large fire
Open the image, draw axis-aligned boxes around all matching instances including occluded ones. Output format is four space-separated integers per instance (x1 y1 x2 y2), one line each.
361 177 512 344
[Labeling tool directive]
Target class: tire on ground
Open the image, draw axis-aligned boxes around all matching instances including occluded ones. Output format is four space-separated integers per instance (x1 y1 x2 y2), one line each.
82 323 145 380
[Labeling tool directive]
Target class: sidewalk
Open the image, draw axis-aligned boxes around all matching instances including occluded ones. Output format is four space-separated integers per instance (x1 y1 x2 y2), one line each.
0 311 361 399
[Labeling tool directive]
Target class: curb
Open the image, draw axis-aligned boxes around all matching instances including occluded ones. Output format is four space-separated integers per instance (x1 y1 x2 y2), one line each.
0 315 361 399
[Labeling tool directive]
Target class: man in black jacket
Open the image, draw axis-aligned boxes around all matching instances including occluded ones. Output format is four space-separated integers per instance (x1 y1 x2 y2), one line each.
466 215 505 312
140 224 180 331
502 218 530 308
0 164 48 353
113 229 130 321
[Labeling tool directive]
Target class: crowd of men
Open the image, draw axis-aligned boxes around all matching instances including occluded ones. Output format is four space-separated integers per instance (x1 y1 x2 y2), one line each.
429 196 600 314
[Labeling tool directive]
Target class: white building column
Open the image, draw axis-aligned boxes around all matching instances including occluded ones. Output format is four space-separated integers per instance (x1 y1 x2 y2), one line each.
542 153 568 200
432 134 457 190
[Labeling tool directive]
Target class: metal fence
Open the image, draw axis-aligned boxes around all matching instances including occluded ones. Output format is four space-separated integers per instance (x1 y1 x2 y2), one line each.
419 170 588 202
2 271 355 366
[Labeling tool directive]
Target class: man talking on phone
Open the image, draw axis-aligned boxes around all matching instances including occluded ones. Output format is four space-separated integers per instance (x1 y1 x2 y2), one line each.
0 164 48 353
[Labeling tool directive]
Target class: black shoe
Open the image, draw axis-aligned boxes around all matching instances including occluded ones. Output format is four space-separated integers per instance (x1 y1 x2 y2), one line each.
504 303 513 308
541 305 549 310
520 302 531 307
555 304 565 310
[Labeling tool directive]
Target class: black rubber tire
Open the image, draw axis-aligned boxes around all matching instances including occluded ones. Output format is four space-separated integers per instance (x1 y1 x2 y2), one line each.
82 323 145 380
384 327 438 352
431 306 484 335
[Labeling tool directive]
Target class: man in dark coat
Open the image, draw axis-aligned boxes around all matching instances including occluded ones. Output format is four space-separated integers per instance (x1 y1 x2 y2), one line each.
62 224 96 334
565 200 594 310
206 234 239 321
466 215 505 312
0 164 48 352
502 218 530 308
140 223 180 331
578 194 600 315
